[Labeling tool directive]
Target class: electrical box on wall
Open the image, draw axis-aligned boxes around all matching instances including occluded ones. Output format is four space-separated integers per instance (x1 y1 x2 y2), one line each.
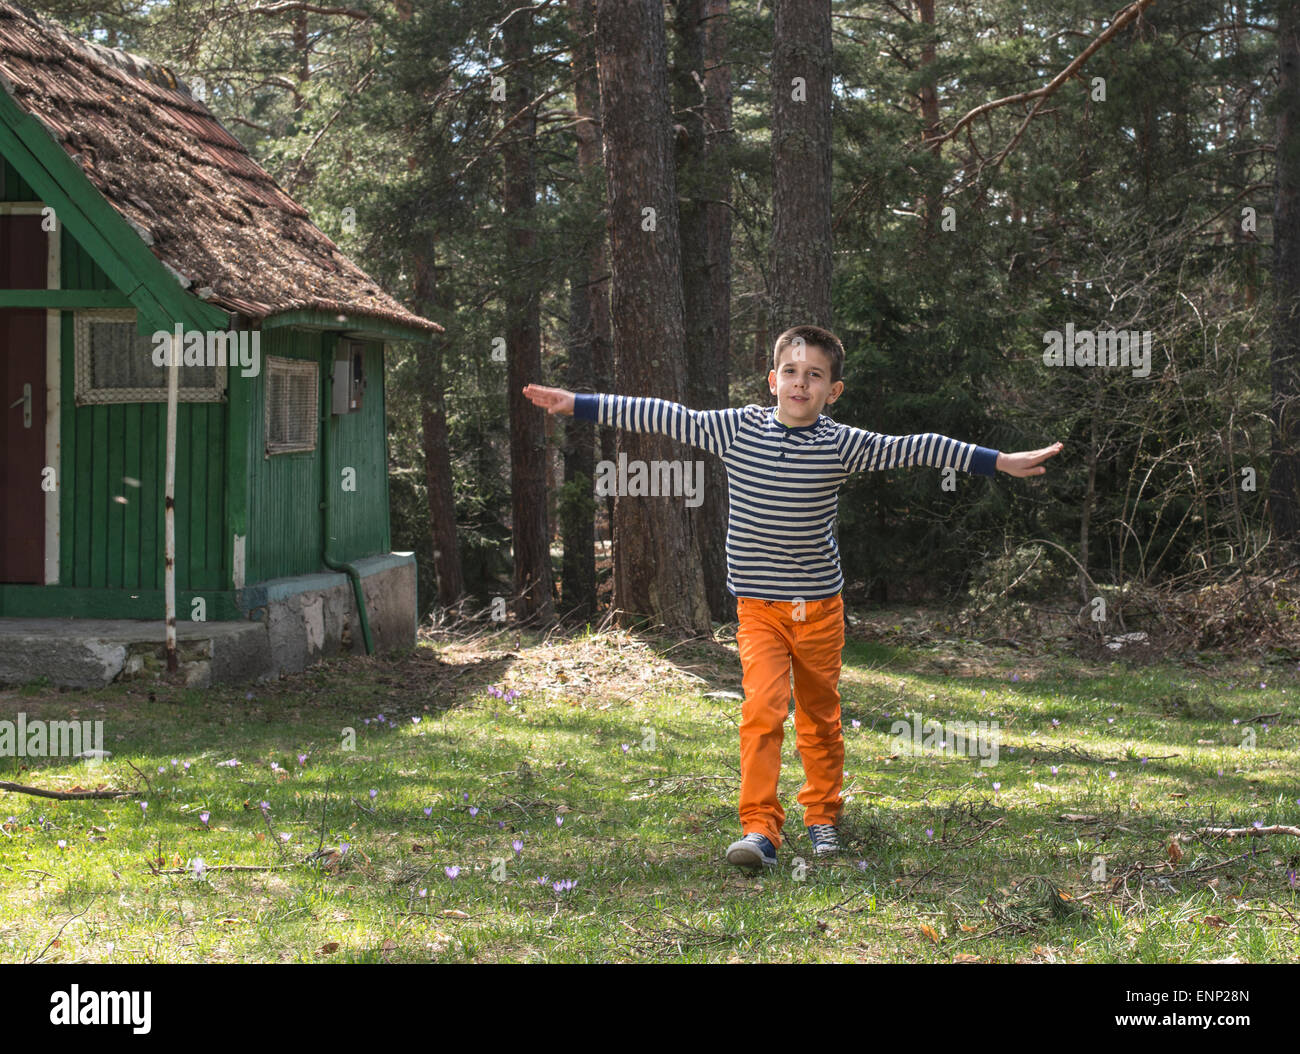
331 341 366 414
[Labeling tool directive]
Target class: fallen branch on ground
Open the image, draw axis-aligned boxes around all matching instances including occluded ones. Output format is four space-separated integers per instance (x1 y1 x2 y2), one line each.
0 780 137 800
1189 824 1300 839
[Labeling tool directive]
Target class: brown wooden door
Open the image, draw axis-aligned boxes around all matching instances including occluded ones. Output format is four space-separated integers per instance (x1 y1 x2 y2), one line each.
0 214 49 583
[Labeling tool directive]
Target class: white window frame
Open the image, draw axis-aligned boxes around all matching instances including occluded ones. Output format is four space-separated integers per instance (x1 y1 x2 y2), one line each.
74 308 226 405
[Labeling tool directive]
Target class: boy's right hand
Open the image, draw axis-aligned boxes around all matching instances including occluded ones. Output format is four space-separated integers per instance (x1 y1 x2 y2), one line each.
522 384 576 416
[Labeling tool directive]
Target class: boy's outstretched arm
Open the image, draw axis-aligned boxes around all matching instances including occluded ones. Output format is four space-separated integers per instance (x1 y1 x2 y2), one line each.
995 442 1064 477
522 383 740 458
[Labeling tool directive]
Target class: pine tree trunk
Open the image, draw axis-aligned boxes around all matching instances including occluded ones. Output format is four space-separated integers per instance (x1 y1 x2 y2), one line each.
567 0 612 616
1271 1 1300 556
672 0 734 624
596 0 711 632
504 8 555 622
770 0 833 331
561 265 597 619
413 247 465 609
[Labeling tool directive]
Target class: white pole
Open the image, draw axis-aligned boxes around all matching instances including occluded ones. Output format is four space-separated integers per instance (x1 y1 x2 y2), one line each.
164 327 179 672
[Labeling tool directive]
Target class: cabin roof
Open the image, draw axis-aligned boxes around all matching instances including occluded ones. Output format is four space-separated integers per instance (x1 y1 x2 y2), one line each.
0 1 440 336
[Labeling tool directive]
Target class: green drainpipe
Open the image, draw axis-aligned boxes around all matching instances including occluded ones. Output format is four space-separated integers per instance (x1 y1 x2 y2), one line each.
320 355 375 655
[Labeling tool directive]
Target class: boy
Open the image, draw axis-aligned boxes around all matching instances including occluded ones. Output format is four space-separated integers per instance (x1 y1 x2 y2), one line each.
523 325 1061 869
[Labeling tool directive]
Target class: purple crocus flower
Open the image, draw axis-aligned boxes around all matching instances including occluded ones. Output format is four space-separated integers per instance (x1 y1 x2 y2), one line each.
512 839 523 855
298 754 307 765
260 800 270 813
925 828 933 840
369 789 377 800
469 807 479 817
463 792 469 801
1109 771 1117 779
1051 766 1058 775
339 842 350 856
445 865 461 880
199 811 210 826
423 807 433 818
556 815 564 827
497 820 506 829
57 839 66 848
851 719 861 729
1252 820 1264 829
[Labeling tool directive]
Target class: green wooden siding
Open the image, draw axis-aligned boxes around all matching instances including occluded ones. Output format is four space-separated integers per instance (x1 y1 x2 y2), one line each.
58 317 227 592
1 157 34 200
244 327 323 583
328 340 390 560
243 332 392 583
55 228 226 593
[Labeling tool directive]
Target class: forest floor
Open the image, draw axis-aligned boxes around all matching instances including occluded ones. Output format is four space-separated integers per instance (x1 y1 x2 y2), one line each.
1 607 1298 963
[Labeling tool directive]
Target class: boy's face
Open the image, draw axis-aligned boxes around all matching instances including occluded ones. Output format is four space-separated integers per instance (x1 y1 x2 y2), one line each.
769 342 844 427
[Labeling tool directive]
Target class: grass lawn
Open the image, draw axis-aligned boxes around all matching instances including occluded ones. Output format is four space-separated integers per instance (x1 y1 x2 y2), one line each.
1 611 1298 963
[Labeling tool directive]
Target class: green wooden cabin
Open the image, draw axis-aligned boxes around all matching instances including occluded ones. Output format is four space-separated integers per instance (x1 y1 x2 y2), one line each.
0 3 439 665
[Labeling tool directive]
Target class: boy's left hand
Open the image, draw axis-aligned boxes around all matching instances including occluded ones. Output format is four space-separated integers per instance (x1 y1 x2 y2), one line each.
996 442 1063 477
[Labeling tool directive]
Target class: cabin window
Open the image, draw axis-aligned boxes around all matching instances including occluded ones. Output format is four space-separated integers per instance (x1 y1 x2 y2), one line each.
264 356 318 455
74 309 225 405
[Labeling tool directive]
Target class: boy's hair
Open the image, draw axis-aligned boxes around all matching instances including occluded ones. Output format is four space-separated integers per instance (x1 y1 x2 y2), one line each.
772 325 845 384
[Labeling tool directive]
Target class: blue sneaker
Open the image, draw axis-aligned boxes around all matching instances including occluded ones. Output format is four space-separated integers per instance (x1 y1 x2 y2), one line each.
726 832 778 869
807 824 841 856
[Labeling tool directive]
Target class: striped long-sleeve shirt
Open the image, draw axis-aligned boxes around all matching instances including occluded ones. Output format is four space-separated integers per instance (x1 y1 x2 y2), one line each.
574 393 1000 602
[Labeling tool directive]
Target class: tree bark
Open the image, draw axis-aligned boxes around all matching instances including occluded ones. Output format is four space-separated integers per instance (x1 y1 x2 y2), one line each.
1271 0 1300 556
561 265 597 620
596 0 711 632
770 0 833 332
413 246 465 609
504 7 555 622
566 0 613 617
672 0 733 623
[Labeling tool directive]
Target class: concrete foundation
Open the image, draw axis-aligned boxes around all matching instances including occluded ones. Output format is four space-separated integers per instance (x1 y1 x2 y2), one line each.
0 553 416 688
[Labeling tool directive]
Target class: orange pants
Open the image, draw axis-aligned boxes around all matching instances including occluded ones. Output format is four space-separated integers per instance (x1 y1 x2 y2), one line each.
735 594 845 849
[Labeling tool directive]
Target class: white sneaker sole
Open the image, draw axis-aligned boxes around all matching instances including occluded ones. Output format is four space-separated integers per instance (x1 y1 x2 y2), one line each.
726 841 777 869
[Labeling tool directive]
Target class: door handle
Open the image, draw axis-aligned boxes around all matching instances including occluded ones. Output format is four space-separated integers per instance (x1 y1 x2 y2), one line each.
8 383 31 428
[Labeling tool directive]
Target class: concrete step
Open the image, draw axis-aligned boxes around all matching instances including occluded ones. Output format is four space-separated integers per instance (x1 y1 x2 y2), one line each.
0 619 271 689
